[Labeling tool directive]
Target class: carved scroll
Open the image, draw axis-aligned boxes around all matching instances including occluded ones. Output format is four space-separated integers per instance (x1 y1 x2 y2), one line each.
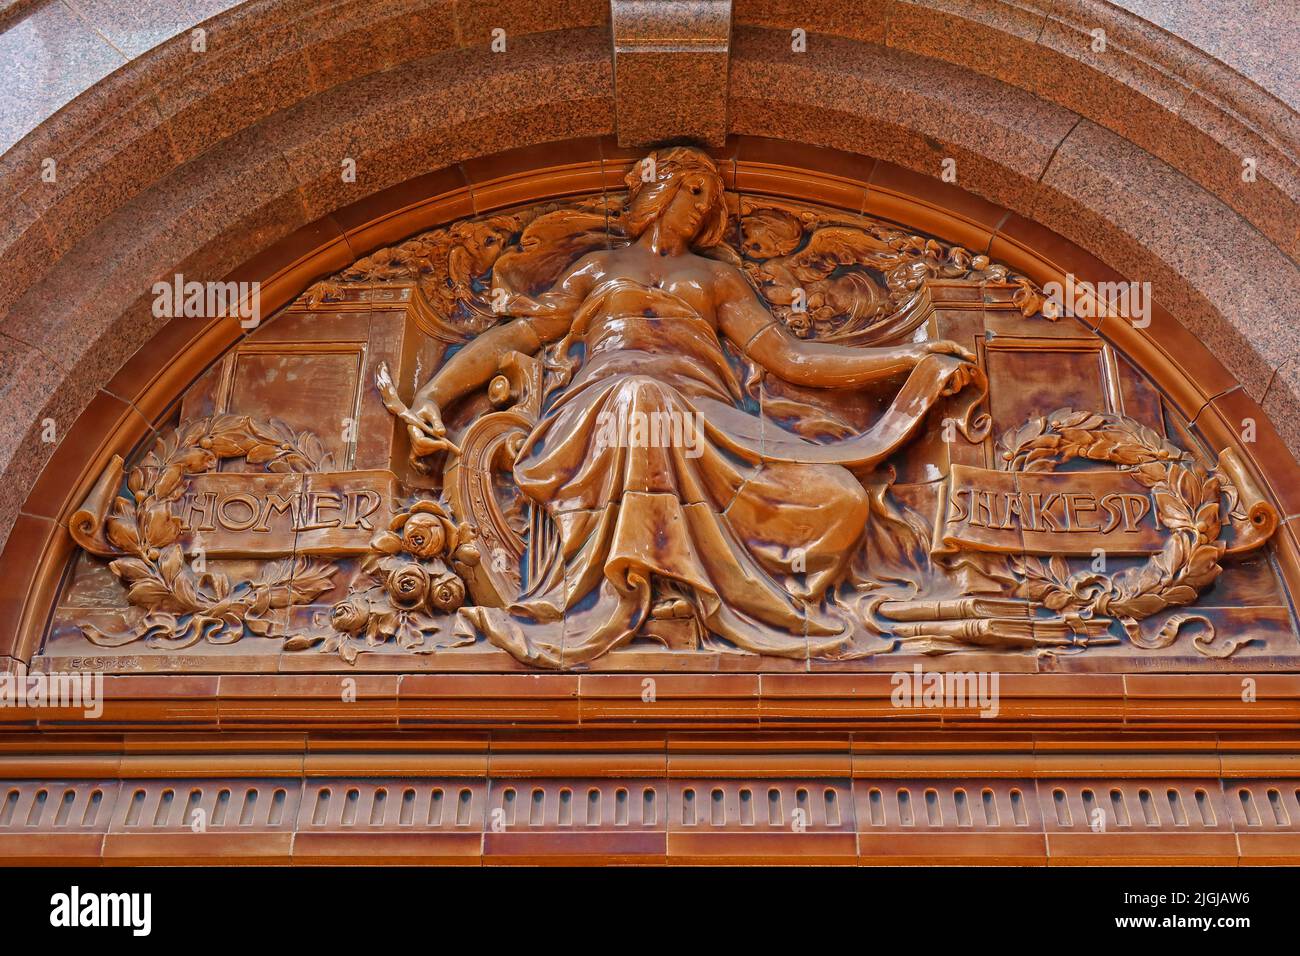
995 408 1276 657
1216 446 1280 554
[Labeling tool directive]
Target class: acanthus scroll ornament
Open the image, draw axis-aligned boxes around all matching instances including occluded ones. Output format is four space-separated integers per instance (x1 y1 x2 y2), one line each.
300 188 1049 349
734 198 1047 342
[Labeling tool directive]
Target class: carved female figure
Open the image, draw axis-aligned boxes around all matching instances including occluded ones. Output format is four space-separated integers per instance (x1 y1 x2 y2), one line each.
407 147 986 667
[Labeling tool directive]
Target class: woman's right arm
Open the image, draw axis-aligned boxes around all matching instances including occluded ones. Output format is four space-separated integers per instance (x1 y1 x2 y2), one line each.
415 318 547 410
406 251 603 453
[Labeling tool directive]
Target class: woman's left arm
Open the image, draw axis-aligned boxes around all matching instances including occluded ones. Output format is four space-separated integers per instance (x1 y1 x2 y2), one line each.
715 266 974 388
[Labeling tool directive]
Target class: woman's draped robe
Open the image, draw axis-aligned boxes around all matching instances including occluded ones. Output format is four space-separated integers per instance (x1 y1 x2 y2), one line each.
460 278 985 668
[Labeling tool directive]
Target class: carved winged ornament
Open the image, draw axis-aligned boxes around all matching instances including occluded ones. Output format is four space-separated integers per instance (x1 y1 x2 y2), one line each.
65 148 1279 670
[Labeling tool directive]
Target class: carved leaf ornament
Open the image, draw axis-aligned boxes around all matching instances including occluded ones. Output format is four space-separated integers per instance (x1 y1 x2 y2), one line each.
1004 408 1250 658
74 415 338 649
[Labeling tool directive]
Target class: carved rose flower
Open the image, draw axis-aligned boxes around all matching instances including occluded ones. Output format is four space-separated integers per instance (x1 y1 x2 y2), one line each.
386 563 429 609
371 500 462 558
429 572 466 613
330 596 370 634
452 540 481 568
401 511 445 558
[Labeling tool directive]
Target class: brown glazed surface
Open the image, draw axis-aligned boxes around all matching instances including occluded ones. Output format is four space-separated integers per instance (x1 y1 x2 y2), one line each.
40 147 1292 679
3 0 1300 865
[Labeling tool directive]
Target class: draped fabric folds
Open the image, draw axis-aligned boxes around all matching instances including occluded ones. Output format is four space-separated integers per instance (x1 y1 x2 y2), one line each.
460 279 981 668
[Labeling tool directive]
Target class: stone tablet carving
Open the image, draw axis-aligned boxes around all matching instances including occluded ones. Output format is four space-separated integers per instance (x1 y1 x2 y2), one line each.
53 148 1282 672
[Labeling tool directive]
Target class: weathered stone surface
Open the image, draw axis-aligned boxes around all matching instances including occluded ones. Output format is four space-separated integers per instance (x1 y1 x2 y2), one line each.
612 0 733 146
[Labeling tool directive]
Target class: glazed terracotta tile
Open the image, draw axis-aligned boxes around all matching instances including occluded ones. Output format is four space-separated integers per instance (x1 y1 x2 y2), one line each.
331 164 473 240
0 3 1299 865
1262 359 1300 465
19 389 153 524
1196 386 1300 515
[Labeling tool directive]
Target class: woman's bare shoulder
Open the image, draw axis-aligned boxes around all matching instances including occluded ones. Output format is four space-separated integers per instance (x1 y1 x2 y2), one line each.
554 247 611 288
704 254 755 298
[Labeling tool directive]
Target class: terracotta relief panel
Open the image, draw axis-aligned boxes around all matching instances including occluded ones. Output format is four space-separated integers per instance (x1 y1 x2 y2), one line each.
39 148 1293 674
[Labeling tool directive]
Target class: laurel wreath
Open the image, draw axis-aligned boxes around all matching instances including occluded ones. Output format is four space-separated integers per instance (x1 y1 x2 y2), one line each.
998 408 1248 657
81 415 338 649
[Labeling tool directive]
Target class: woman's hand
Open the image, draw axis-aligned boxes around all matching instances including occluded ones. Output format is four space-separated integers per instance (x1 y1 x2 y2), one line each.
900 340 983 397
939 358 985 397
406 396 454 458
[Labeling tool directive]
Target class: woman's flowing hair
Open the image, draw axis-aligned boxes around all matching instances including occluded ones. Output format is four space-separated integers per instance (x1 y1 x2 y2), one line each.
622 147 730 249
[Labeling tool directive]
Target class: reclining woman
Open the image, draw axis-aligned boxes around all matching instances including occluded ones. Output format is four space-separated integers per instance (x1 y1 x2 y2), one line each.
407 147 986 668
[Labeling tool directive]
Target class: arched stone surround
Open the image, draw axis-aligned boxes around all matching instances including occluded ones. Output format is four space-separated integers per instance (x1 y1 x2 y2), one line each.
2 136 1299 669
2 0 1298 560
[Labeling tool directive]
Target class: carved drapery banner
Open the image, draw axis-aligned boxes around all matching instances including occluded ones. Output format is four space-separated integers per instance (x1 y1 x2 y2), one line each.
49 147 1285 673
